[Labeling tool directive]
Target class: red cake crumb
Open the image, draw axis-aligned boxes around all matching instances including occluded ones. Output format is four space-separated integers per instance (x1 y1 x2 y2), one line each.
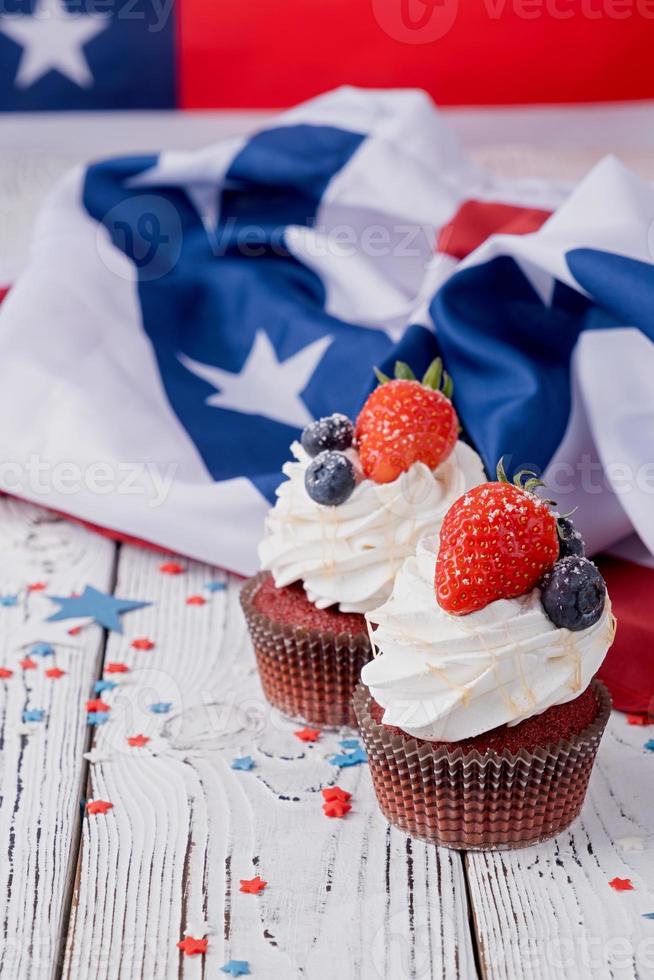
370 684 600 756
253 574 367 636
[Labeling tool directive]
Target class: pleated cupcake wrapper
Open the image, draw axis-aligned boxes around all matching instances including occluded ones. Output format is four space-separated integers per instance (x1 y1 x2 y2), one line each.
353 679 611 851
240 573 372 728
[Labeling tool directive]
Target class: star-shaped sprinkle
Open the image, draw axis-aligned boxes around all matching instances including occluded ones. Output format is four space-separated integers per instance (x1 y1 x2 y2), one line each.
617 836 644 852
160 561 185 575
184 920 212 938
31 642 54 657
45 667 65 679
19 657 37 670
94 679 118 694
27 582 47 592
0 595 18 607
322 786 352 803
86 698 110 713
105 662 129 674
131 637 155 650
329 746 368 768
643 913 654 920
239 875 267 894
176 936 207 955
150 702 172 714
86 800 113 815
87 711 110 726
295 727 321 742
68 626 82 636
205 581 226 593
644 739 654 753
220 960 250 977
186 595 206 606
0 667 13 679
323 799 352 818
627 713 651 726
340 738 361 750
22 708 45 722
231 756 254 771
47 586 150 633
127 734 150 748
609 877 634 891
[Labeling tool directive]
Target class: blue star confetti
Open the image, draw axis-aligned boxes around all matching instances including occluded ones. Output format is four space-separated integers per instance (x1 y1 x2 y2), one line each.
645 739 654 753
231 756 255 771
220 960 250 977
93 679 118 694
204 581 227 593
150 702 172 714
46 586 151 633
340 738 361 750
0 595 18 607
329 746 368 768
31 642 55 657
22 708 45 722
643 913 654 920
87 712 110 726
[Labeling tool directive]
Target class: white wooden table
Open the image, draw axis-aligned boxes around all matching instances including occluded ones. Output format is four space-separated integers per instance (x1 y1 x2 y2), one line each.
0 498 651 979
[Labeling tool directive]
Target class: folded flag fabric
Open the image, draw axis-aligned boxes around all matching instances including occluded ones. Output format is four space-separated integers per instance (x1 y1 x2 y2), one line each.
0 86 652 712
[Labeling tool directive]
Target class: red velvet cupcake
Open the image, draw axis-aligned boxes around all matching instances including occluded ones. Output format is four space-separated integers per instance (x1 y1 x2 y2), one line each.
241 362 485 727
356 465 616 849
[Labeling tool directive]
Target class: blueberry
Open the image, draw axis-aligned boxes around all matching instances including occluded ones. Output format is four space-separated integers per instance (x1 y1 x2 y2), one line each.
557 517 585 558
301 414 354 458
540 556 606 632
305 451 356 506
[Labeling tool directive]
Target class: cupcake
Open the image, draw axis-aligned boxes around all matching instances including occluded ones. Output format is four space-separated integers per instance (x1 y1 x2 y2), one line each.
241 360 485 727
356 463 616 849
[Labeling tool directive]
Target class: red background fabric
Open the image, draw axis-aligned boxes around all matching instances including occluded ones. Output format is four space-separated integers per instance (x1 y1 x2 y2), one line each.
179 1 654 108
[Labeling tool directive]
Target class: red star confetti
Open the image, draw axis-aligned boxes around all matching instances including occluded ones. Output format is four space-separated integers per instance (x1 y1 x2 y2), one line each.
27 582 47 592
68 626 82 636
186 595 206 606
322 786 352 804
131 637 155 650
86 800 113 815
105 662 129 674
160 561 185 575
86 699 111 713
239 875 267 895
323 799 352 819
295 727 321 742
0 667 13 679
127 734 150 748
176 936 207 955
45 667 66 679
609 877 634 892
627 713 651 726
19 657 37 671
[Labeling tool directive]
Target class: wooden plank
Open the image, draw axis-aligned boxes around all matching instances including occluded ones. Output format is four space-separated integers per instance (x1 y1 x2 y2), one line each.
466 711 654 980
64 546 477 979
0 499 116 979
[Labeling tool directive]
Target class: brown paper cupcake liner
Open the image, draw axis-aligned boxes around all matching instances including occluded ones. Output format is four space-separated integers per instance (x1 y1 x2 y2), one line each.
240 573 372 728
353 679 611 850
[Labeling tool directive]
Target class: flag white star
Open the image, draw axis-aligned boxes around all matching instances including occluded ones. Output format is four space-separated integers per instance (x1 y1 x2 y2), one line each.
0 0 109 89
178 331 332 429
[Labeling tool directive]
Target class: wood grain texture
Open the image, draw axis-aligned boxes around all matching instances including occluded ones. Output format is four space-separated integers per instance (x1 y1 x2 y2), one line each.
63 546 477 979
0 500 115 979
466 712 654 980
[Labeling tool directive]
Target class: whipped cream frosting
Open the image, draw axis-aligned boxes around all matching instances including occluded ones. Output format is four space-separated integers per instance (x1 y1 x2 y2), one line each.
259 441 485 614
362 534 615 742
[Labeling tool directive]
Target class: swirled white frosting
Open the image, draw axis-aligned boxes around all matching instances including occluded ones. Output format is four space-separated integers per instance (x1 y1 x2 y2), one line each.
259 441 485 614
362 534 615 742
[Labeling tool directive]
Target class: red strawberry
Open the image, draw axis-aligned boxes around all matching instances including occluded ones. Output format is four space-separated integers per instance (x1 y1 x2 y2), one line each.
435 461 559 615
355 359 459 484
